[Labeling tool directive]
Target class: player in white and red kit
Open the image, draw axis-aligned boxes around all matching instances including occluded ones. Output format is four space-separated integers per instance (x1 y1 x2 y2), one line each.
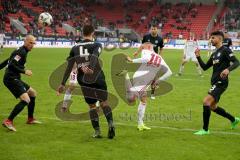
177 33 202 76
61 63 78 112
119 42 172 130
0 32 5 53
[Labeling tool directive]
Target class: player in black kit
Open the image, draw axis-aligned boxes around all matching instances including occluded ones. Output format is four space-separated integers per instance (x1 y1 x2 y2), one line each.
135 24 164 99
2 35 41 132
194 31 240 135
57 25 115 139
223 31 232 48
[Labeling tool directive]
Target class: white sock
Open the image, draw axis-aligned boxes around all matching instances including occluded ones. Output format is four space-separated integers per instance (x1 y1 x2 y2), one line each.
179 65 184 74
138 102 146 126
64 89 72 101
125 73 137 102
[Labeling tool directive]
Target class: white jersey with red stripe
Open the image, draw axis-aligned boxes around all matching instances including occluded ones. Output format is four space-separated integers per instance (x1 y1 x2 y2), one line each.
0 33 5 45
184 39 198 61
131 49 170 92
133 49 163 67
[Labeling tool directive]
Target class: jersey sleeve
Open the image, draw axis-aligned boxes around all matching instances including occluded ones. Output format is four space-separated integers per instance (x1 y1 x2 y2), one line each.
132 57 148 63
197 55 213 71
142 35 147 43
88 43 102 70
8 50 25 74
92 43 102 56
225 48 239 71
158 37 164 48
67 47 75 61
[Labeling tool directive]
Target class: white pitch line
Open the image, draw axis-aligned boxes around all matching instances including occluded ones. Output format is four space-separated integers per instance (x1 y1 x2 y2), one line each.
1 114 240 136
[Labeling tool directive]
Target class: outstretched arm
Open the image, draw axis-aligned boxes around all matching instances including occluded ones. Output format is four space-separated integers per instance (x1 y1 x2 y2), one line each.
195 49 213 71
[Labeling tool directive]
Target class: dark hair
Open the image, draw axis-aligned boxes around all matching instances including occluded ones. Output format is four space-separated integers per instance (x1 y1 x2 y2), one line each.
211 31 224 39
83 25 94 36
151 24 158 28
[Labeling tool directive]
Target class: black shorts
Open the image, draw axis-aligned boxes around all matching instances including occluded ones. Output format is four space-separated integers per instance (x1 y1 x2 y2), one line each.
3 78 30 98
78 79 108 105
208 81 228 102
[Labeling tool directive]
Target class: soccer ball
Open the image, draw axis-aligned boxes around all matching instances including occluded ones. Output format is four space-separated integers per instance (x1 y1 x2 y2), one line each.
38 12 53 26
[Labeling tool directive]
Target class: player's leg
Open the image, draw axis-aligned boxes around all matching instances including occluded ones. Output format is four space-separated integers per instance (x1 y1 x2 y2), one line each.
95 81 115 139
26 87 41 124
194 94 214 135
209 86 239 129
2 80 30 131
78 81 102 138
125 73 138 103
88 103 102 138
153 60 172 89
100 100 115 139
62 71 77 111
116 69 137 103
137 93 151 131
177 57 188 76
62 83 76 112
193 58 203 76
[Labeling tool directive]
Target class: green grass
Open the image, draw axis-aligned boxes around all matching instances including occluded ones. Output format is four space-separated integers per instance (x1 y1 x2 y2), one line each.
0 48 240 160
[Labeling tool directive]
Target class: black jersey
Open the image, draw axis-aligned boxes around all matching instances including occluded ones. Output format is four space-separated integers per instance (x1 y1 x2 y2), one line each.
223 38 232 48
61 39 104 85
142 34 164 54
197 46 239 85
4 46 29 80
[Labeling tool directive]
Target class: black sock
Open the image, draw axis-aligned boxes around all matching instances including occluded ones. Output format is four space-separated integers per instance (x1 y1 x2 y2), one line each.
151 87 155 95
8 101 28 121
28 97 35 119
214 106 235 122
203 105 211 131
89 108 100 130
102 105 113 127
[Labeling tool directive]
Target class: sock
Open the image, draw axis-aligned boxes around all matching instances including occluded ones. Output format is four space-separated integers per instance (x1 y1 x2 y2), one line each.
64 89 72 101
89 108 100 130
102 105 114 127
151 81 155 95
213 106 235 122
8 101 28 121
28 97 35 119
138 102 146 125
179 65 184 74
151 87 155 95
203 105 211 131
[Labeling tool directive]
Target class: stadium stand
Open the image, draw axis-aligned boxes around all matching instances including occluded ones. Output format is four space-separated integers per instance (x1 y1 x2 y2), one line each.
0 0 231 40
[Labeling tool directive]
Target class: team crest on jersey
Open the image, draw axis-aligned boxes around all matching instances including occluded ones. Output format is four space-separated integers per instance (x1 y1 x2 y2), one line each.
155 40 158 44
213 59 219 64
217 52 221 57
14 55 21 61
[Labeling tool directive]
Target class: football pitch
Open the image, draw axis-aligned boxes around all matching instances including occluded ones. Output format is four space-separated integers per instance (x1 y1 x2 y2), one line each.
0 48 240 160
